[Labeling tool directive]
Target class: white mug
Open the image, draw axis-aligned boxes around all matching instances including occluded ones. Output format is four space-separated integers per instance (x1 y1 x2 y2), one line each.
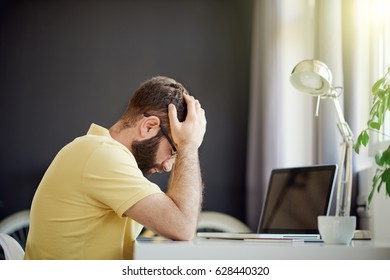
318 216 356 244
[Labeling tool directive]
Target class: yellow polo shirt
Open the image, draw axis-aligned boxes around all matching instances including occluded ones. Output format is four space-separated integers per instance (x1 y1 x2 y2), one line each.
24 124 162 259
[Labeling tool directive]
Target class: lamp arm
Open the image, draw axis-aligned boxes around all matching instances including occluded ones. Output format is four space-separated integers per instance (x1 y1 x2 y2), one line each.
331 94 354 217
332 96 354 143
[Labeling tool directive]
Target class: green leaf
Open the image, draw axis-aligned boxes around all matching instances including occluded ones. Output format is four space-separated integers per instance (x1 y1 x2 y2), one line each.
361 130 369 146
369 101 380 117
378 101 385 123
375 151 384 166
354 131 370 154
376 170 384 193
368 120 381 130
380 169 390 198
387 92 390 111
353 142 361 154
382 168 390 183
378 89 386 99
382 96 388 123
368 172 382 204
387 180 390 197
372 77 385 94
359 130 369 145
382 148 390 165
368 186 375 204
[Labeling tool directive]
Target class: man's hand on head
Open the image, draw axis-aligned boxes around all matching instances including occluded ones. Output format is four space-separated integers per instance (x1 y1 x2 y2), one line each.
168 93 207 152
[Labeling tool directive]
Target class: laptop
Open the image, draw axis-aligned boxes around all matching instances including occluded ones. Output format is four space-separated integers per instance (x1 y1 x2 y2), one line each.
197 164 338 241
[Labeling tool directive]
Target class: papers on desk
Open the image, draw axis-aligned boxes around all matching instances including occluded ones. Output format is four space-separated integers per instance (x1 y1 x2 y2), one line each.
244 238 301 243
244 238 324 244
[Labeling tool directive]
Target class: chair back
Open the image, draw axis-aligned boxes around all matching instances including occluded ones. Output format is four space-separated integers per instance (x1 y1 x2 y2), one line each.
197 211 251 233
0 233 25 260
0 210 30 249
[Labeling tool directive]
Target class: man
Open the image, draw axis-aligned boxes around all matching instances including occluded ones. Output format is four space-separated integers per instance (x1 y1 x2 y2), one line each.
24 76 207 259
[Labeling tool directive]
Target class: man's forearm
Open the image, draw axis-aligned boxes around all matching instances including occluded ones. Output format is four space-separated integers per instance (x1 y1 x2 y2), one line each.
166 146 204 235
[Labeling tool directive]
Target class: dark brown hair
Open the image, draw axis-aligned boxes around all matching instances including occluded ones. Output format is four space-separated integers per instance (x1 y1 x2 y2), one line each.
120 76 188 131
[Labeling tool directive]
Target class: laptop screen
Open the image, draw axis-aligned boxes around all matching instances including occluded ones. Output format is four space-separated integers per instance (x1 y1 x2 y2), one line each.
257 165 337 235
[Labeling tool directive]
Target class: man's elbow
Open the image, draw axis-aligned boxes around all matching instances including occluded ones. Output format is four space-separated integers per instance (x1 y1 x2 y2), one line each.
169 226 196 241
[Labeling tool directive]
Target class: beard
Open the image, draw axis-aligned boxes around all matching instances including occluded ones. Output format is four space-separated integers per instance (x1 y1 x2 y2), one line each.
131 133 163 177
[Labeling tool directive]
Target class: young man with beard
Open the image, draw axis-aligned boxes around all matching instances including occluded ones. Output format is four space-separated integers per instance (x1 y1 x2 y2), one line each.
24 76 207 259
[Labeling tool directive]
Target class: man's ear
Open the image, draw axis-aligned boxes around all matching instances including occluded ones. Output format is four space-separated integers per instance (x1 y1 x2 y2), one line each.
139 115 160 139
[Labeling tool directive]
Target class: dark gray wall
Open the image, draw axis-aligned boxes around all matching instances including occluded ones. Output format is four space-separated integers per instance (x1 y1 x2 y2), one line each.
0 0 253 223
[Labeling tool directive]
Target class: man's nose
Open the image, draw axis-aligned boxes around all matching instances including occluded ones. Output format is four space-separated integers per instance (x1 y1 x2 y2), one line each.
162 158 174 172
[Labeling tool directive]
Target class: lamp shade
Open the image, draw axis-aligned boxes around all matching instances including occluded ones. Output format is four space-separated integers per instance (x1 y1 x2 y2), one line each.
290 59 333 96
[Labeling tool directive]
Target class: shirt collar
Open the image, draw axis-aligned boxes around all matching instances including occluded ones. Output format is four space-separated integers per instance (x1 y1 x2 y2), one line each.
87 123 111 137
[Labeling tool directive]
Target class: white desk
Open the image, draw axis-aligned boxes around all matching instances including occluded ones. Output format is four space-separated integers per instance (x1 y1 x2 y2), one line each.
134 237 390 260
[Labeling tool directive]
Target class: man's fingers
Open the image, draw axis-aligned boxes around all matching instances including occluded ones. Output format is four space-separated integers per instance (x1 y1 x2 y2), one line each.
168 93 206 150
168 104 178 127
183 93 199 118
195 99 202 113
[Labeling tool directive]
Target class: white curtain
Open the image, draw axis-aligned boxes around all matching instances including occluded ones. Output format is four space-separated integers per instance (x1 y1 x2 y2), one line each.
246 0 372 229
247 0 317 229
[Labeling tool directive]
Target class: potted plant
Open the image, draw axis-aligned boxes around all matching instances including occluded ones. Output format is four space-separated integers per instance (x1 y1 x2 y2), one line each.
354 66 390 204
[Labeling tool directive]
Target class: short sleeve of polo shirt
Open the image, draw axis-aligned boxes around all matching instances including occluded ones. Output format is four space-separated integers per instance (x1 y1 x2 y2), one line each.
82 141 162 217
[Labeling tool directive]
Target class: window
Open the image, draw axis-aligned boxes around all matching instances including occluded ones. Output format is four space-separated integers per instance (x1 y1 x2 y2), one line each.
368 0 390 153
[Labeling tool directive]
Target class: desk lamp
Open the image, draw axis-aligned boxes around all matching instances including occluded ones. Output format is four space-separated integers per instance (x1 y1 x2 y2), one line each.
290 59 354 217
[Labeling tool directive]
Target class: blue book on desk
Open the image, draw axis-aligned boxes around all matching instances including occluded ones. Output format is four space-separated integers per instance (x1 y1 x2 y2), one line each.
197 164 337 241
